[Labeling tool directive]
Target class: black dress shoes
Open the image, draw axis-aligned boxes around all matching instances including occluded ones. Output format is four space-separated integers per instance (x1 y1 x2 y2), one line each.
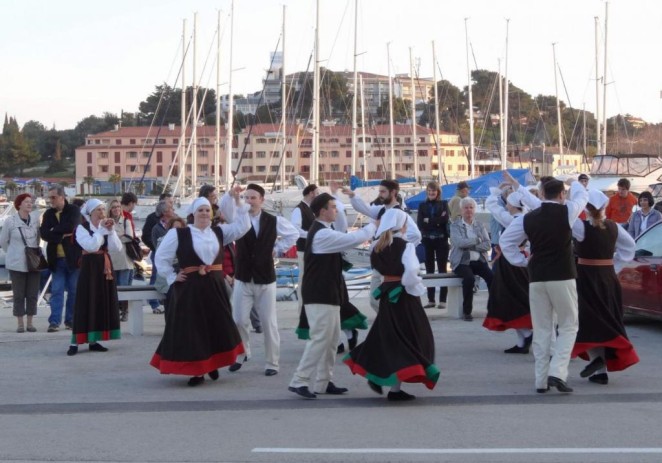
208 369 219 381
387 390 416 401
463 313 474 321
89 343 108 352
580 357 605 378
228 357 247 372
548 376 573 393
336 343 345 354
536 386 550 394
187 376 205 387
523 334 533 348
265 369 278 376
323 382 348 395
367 380 383 395
504 345 529 354
66 346 78 356
589 373 609 385
288 386 317 399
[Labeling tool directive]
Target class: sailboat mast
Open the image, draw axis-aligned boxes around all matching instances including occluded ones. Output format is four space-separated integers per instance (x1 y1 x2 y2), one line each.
214 10 221 191
180 19 186 197
498 59 505 168
280 5 287 191
387 42 395 179
602 2 609 155
409 47 418 183
503 18 510 169
432 41 442 183
595 16 602 155
311 0 320 185
351 0 358 177
360 74 368 182
465 18 475 179
553 42 564 166
225 0 235 190
192 12 198 193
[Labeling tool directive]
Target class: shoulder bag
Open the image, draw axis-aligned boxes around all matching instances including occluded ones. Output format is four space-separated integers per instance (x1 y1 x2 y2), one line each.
18 227 48 272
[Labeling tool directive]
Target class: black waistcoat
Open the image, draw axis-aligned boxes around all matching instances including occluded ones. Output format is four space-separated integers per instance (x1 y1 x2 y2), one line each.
295 201 315 252
234 211 277 284
301 221 344 306
523 202 576 282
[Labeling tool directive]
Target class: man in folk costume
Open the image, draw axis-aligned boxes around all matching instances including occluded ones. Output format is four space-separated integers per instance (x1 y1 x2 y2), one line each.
342 180 421 312
221 184 298 376
500 178 588 393
288 193 377 399
290 184 319 304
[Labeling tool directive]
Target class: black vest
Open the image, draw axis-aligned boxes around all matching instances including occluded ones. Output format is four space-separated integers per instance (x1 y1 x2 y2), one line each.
523 202 576 282
234 212 277 284
301 221 344 306
295 201 315 252
377 203 401 220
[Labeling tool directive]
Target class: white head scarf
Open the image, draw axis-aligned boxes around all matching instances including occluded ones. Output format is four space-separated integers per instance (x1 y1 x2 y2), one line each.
506 190 525 209
82 198 104 222
375 208 408 239
587 189 609 211
189 197 211 215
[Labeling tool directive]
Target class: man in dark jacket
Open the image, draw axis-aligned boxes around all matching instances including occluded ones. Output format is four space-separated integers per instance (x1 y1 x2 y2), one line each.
40 186 82 332
417 181 450 308
142 193 172 312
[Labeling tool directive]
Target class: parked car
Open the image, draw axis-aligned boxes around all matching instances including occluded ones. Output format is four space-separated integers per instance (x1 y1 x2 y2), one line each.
618 221 662 320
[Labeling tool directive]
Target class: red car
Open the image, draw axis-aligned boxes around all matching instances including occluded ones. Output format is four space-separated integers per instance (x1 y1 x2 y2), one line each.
618 221 662 320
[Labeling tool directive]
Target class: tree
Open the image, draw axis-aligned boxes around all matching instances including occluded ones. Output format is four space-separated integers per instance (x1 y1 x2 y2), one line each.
4 180 17 198
83 176 95 196
377 97 409 123
0 116 40 175
138 84 218 127
108 173 122 195
135 182 146 195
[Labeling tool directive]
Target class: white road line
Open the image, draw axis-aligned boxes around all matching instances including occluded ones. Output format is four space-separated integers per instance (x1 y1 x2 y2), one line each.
253 448 662 454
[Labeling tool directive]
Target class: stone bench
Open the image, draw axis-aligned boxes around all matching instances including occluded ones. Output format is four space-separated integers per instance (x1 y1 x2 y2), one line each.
116 285 165 336
420 273 464 318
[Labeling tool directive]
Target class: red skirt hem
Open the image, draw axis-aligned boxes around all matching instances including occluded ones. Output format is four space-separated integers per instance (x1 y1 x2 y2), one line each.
482 314 532 332
150 344 245 376
572 335 639 372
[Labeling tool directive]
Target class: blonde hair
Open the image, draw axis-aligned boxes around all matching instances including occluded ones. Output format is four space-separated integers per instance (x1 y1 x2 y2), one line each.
373 229 393 253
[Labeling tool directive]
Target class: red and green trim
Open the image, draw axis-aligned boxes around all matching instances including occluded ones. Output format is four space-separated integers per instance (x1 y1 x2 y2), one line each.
343 356 440 390
572 335 640 372
72 329 121 345
341 312 368 331
482 314 532 332
150 344 245 376
295 327 310 340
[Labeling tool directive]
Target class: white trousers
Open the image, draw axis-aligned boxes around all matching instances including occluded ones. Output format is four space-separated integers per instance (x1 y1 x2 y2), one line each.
289 303 340 393
529 279 578 389
232 280 280 370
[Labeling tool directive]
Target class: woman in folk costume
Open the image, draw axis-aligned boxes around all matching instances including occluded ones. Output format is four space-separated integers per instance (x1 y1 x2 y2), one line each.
150 192 251 387
483 187 533 354
571 190 638 385
67 199 122 356
344 208 439 401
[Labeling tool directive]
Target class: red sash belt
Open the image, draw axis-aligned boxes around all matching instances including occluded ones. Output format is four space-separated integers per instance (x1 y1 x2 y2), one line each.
182 264 224 276
577 258 613 266
382 275 402 283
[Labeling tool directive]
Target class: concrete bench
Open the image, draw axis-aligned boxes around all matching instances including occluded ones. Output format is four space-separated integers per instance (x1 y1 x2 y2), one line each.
116 285 165 336
420 273 464 318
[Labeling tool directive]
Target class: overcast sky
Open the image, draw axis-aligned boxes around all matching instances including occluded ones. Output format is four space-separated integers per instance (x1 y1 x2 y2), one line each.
1 0 660 130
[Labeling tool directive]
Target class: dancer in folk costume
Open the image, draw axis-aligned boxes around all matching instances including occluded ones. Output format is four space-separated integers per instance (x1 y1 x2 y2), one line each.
483 187 533 353
150 191 251 386
571 190 638 385
67 199 121 356
344 208 440 401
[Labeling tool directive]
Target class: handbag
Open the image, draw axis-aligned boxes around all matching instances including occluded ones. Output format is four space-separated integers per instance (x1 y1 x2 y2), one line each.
18 228 48 272
123 217 143 261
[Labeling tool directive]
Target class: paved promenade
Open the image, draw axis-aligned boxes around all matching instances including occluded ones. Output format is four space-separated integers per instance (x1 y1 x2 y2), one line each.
1 290 661 463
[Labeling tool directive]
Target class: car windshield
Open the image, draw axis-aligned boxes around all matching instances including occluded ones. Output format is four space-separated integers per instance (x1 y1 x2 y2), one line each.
635 223 662 257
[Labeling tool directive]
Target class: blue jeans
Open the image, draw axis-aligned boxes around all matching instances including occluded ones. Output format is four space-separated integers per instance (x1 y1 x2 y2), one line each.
114 269 134 287
48 258 79 327
148 251 159 309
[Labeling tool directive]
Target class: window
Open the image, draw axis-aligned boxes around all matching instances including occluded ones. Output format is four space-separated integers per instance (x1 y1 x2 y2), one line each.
256 138 267 144
257 151 266 158
272 151 280 158
141 139 153 145
270 166 279 172
232 153 239 159
448 165 453 171
241 166 253 173
115 166 121 174
157 166 163 176
301 152 311 158
256 166 266 172
102 139 110 144
87 152 92 163
173 138 179 144
95 139 100 145
346 151 352 158
142 151 150 158
129 165 137 172
286 151 292 158
156 152 163 162
330 164 340 172
301 165 310 173
346 138 352 144
418 150 428 157
199 150 208 158
130 139 136 145
330 151 339 158
419 164 426 171
156 138 166 144
100 152 108 159
115 139 122 145
114 152 121 163
87 166 92 176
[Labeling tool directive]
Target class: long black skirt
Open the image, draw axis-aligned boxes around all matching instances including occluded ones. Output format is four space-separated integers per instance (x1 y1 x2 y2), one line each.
483 252 531 331
71 254 120 345
571 265 639 372
150 271 244 376
344 283 439 389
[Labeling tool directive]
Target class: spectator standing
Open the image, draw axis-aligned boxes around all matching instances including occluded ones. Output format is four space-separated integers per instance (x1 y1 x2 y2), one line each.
141 193 173 312
107 200 134 321
0 194 41 332
448 181 471 220
40 186 82 332
627 191 662 239
605 178 638 225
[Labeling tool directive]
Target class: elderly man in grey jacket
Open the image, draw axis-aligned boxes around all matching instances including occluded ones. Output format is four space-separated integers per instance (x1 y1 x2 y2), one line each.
449 197 493 321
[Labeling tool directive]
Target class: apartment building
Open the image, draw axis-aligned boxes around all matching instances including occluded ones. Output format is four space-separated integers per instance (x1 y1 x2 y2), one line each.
75 123 469 194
